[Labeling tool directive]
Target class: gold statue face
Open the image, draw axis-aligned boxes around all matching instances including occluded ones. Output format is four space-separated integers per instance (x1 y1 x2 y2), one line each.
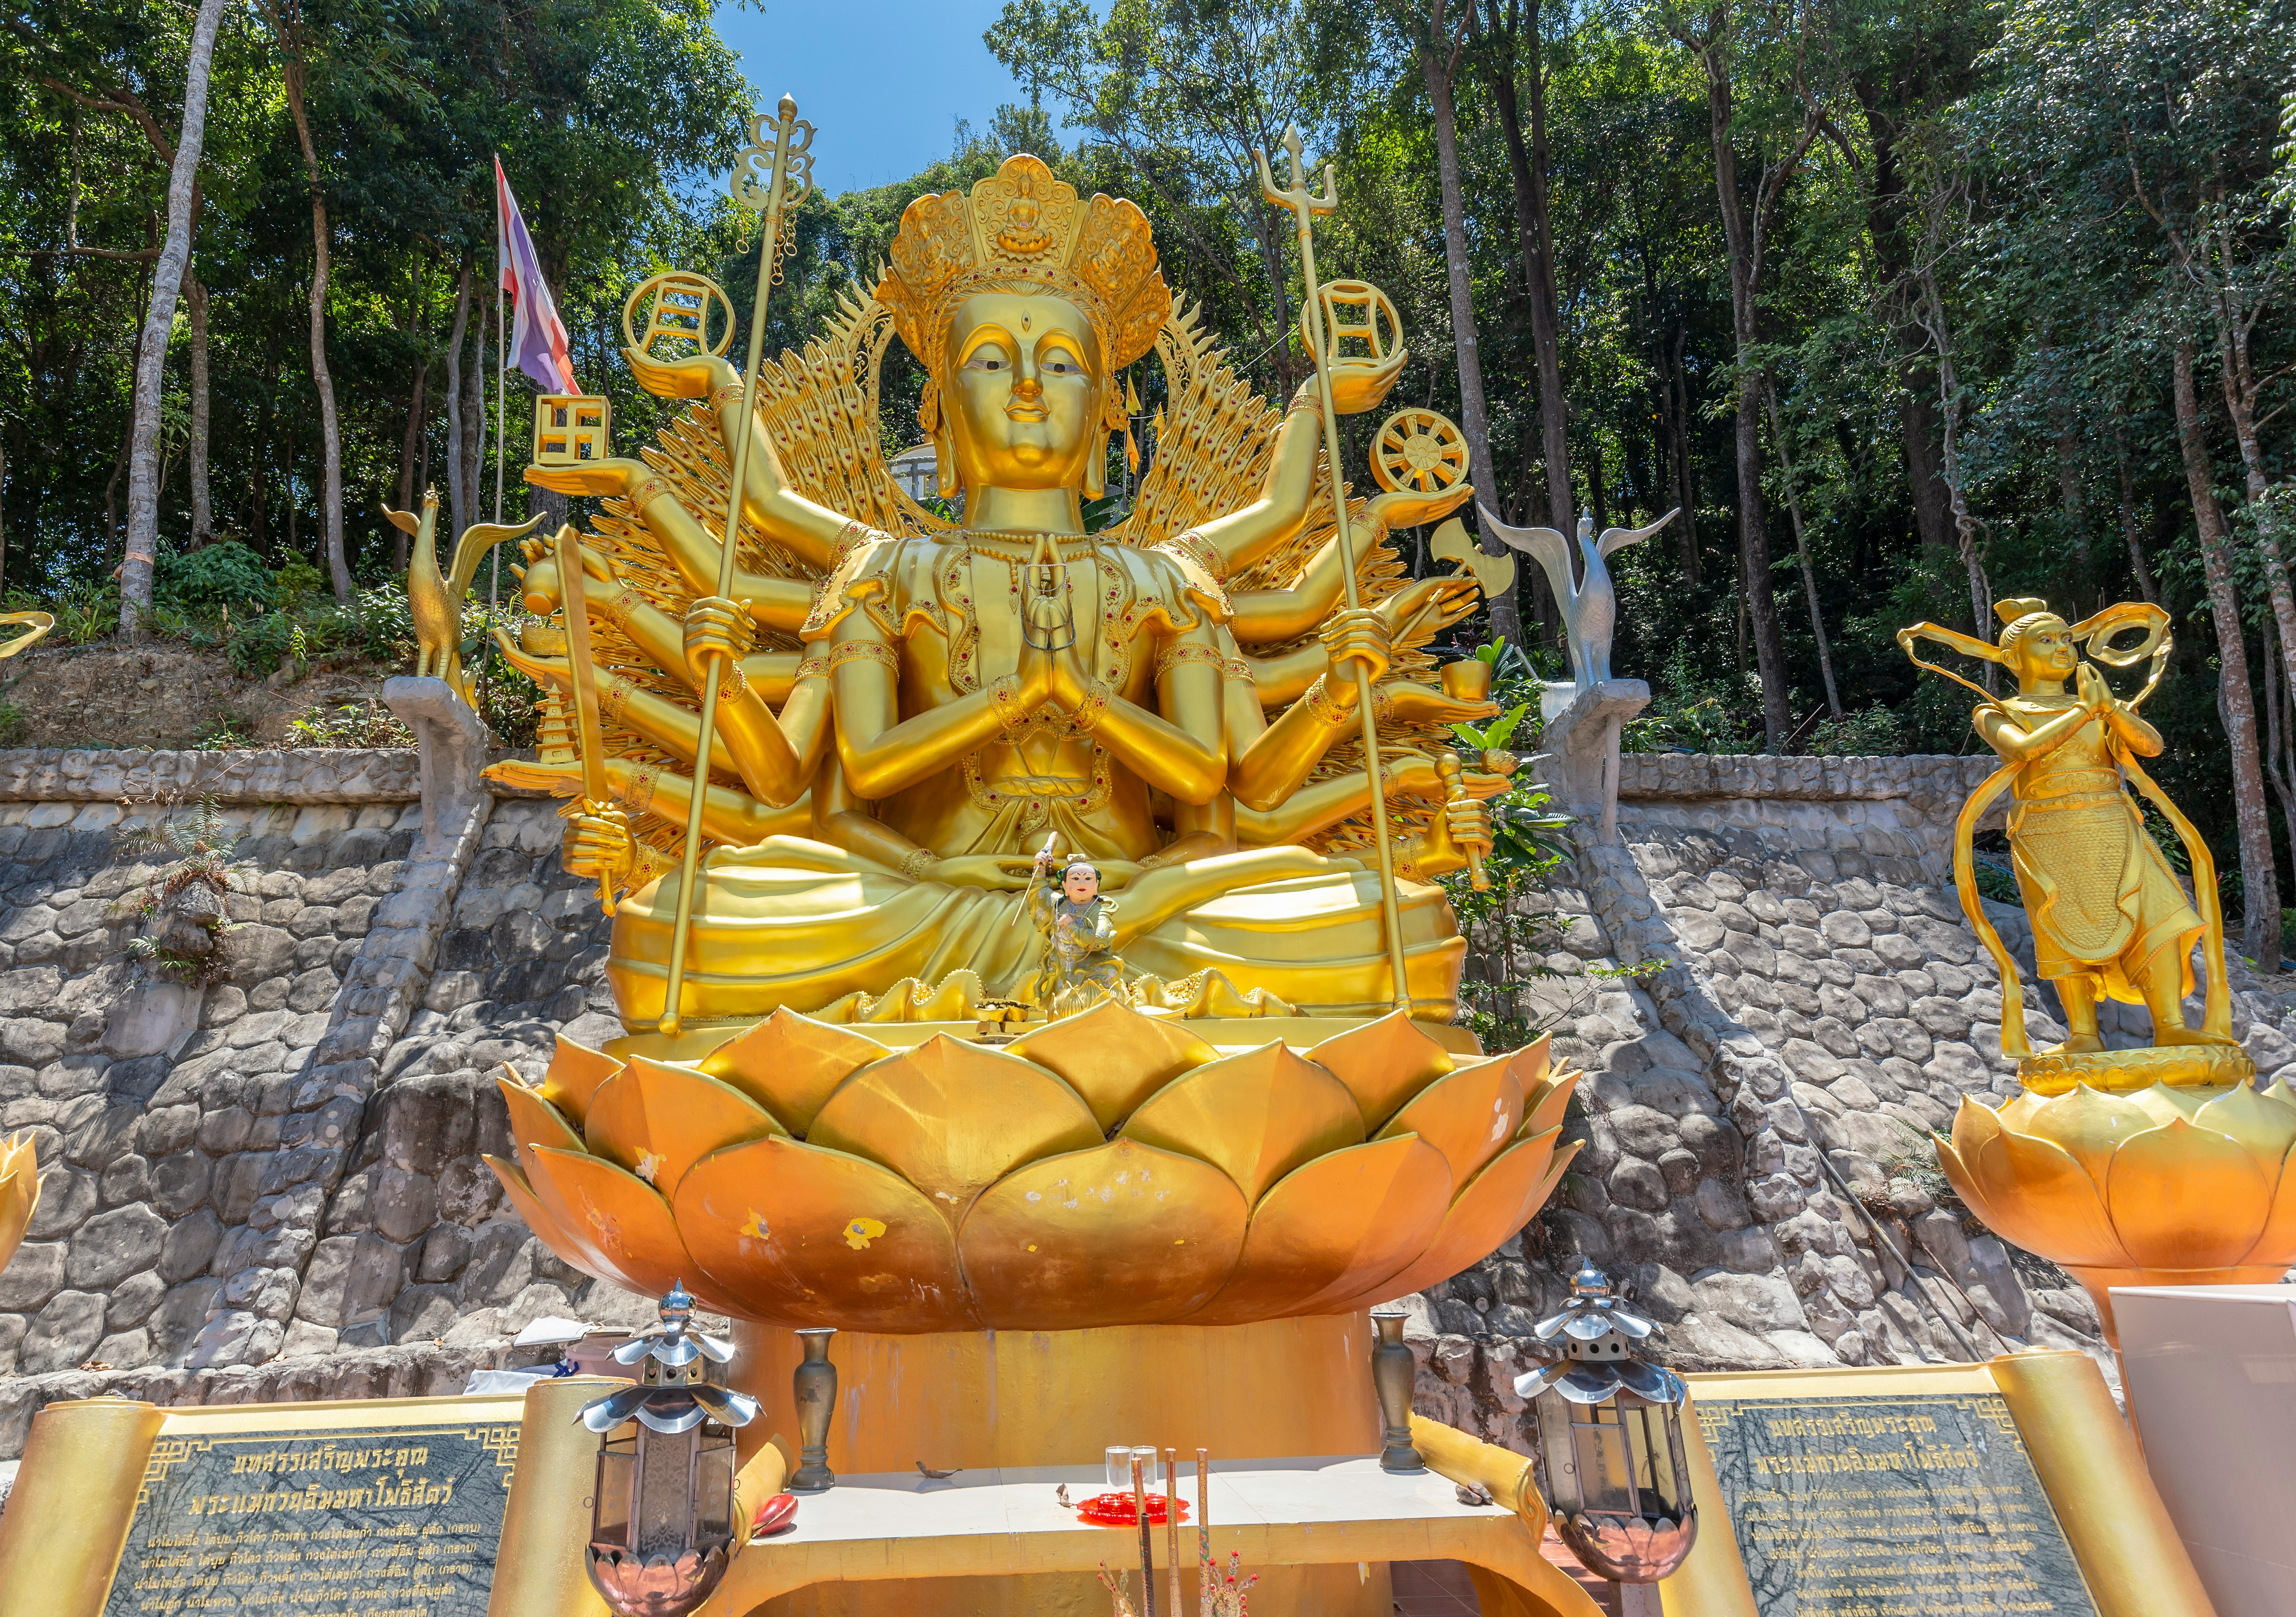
941 292 1103 494
2006 615 2077 687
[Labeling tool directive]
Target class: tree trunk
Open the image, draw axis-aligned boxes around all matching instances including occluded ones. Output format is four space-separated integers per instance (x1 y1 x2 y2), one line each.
1665 324 1699 582
275 12 349 602
1477 0 1573 530
1246 196 1297 401
394 357 430 572
2265 613 2296 894
119 0 229 635
2174 339 2279 969
2110 410 2158 603
1420 10 1517 647
444 261 472 541
1695 44 1792 748
1764 379 1841 719
1856 97 1956 572
2213 292 2296 743
461 297 487 536
187 270 212 547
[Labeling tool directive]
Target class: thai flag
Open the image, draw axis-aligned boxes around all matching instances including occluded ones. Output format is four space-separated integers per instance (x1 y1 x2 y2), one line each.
495 155 577 394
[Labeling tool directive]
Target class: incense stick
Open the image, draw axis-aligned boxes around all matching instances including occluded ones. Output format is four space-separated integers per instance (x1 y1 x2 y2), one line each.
1165 1446 1182 1617
1195 1449 1209 1601
1130 1454 1157 1617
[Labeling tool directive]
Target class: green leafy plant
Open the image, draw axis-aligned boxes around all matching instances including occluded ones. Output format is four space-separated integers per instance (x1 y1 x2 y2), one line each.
155 542 275 618
284 699 414 749
113 795 245 984
1804 704 1904 757
0 700 25 747
274 559 327 611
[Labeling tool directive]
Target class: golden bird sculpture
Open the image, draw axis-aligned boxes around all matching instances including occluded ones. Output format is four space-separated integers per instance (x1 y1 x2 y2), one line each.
384 487 544 707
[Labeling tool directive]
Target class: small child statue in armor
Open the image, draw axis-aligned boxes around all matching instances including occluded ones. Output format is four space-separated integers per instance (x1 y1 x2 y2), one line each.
1028 849 1127 1011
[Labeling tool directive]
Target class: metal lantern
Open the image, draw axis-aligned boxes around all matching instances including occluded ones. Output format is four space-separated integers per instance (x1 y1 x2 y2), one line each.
1514 1262 1698 1585
577 1282 760 1617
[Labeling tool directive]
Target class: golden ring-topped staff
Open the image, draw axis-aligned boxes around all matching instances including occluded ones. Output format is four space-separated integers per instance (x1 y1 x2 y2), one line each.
1255 124 1414 1015
659 93 815 1038
554 523 622 916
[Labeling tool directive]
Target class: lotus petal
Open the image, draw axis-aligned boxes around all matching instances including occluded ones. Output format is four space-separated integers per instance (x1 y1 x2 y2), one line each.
2242 1139 2296 1264
1378 1060 1524 1194
808 1036 1100 1228
524 1146 713 1307
1120 1042 1363 1205
2192 1084 2296 1184
1954 1093 2008 1159
1968 1120 2131 1266
1304 1010 1456 1131
2025 1085 2154 1186
673 1133 969 1330
0 1133 37 1265
1996 1090 2047 1132
2104 1117 2272 1268
585 1055 787 1197
958 1138 1248 1329
1521 1066 1580 1141
1326 1127 1575 1311
538 1036 622 1130
1507 1032 1553 1092
2129 1084 2208 1126
1007 1000 1217 1129
699 1008 890 1134
1189 1134 1453 1324
2271 1078 2296 1110
484 1151 578 1259
498 1069 585 1180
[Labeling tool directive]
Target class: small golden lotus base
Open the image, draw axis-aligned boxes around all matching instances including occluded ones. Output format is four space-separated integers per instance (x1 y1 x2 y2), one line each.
2016 1040 2254 1096
728 1316 1393 1617
607 1014 1486 1065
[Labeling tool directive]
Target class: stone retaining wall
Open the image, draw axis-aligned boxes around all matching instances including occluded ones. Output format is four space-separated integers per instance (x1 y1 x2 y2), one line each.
2 742 2288 1461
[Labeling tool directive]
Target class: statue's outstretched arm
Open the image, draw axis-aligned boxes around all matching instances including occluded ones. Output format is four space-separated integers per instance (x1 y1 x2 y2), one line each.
486 753 803 847
624 348 852 569
1229 539 1480 647
522 458 813 633
495 632 743 781
1229 612 1389 812
1187 395 1322 576
1233 749 1510 845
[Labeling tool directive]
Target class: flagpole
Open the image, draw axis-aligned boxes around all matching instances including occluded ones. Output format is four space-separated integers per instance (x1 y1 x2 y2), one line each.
492 154 507 614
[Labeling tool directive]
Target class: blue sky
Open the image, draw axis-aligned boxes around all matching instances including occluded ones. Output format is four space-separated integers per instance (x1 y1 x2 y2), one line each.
711 1 1034 195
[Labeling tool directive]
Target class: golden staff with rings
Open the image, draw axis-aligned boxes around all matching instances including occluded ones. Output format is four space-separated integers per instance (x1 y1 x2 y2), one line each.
1254 124 1413 1014
659 94 815 1039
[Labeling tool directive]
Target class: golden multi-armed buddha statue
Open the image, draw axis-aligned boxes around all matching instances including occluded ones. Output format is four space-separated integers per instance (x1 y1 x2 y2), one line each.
488 154 1506 1033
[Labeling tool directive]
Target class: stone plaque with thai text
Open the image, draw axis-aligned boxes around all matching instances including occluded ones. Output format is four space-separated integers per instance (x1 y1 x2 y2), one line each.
102 1420 521 1617
1698 1393 2098 1617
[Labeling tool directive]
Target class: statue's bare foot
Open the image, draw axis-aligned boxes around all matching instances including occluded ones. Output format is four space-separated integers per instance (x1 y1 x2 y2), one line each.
2050 1033 2106 1054
2152 1024 2218 1046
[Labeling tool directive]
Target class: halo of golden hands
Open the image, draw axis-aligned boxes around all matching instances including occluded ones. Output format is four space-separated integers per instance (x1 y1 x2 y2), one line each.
1370 408 1471 497
622 270 738 362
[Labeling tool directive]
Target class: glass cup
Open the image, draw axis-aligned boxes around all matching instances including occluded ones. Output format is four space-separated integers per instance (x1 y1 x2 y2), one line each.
1106 1444 1161 1491
1441 658 1493 702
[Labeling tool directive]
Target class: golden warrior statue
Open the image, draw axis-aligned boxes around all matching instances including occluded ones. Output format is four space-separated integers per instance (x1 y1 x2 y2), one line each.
490 155 1503 1030
1901 596 2252 1090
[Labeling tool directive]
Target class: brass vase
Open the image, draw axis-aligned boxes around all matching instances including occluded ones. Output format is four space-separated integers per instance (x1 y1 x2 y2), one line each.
1370 1307 1424 1473
790 1327 837 1492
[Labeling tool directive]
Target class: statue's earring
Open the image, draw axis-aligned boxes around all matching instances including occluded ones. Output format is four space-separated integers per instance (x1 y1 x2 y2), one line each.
919 375 960 499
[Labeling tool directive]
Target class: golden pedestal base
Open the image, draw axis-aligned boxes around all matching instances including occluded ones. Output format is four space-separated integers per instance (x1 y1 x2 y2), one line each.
2017 1040 2254 1096
727 1315 1393 1617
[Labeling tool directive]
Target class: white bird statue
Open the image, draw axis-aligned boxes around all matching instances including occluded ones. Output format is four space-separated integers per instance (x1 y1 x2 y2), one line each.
1478 503 1679 692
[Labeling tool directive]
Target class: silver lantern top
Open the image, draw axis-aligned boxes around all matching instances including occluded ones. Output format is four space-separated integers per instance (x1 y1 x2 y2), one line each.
577 1281 760 1437
1514 1262 1686 1409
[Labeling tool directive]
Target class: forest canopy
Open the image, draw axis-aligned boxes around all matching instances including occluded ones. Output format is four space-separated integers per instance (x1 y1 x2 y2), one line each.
6 0 2296 960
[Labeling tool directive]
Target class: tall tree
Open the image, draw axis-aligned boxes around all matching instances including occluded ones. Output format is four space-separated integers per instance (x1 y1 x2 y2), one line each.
261 0 348 601
1663 2 1822 748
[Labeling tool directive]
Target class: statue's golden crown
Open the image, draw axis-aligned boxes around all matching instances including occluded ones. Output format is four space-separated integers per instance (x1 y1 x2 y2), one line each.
876 153 1171 375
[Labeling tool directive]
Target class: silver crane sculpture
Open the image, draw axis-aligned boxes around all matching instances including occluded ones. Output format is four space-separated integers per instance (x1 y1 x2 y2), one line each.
1477 504 1679 692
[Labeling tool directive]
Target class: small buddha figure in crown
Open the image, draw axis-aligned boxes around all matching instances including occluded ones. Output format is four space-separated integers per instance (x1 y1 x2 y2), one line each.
1901 595 2250 1089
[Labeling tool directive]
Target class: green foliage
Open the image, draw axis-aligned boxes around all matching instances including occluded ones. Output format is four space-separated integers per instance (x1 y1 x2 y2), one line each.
1805 705 1905 757
113 796 244 985
1622 647 1758 755
0 701 26 747
284 699 413 749
155 544 275 618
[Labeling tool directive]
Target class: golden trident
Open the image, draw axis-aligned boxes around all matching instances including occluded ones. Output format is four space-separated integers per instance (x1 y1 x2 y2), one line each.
659 93 815 1038
1255 124 1413 1014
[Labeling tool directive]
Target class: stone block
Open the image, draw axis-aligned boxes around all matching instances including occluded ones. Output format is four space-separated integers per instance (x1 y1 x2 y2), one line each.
0 1240 66 1310
1608 1156 1669 1213
26 1164 94 1238
20 1289 108 1373
151 1150 213 1219
296 1234 407 1329
389 1283 461 1344
1691 1269 1809 1336
68 1203 167 1290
